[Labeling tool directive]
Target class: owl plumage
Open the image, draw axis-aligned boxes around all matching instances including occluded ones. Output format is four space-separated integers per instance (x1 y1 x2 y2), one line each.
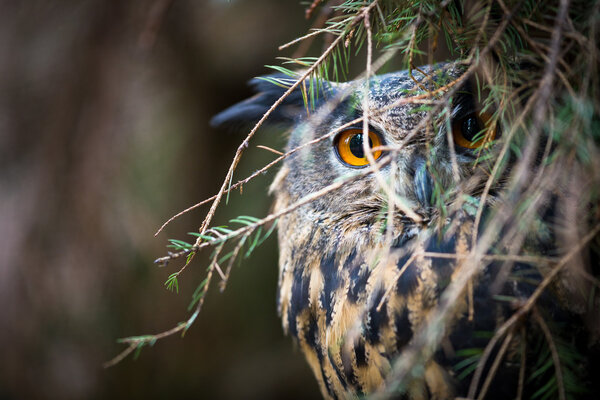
212 64 599 399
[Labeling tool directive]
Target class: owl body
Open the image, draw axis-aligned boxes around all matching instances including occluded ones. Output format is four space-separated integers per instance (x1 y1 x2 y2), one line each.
266 65 491 398
211 64 598 399
271 177 463 398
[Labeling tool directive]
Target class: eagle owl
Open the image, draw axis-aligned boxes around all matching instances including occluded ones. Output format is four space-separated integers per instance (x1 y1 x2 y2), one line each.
212 64 599 399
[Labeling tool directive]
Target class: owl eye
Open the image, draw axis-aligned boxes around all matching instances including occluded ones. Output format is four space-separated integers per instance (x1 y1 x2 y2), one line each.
452 112 496 149
334 129 383 167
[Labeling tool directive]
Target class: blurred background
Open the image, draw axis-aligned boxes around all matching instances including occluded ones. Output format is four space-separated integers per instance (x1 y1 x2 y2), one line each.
0 1 322 398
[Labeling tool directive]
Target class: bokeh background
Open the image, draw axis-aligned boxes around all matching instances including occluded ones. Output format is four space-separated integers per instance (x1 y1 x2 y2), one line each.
0 1 323 398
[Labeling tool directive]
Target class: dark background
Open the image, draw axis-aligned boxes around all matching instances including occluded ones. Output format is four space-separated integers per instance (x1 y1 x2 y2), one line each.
0 1 322 398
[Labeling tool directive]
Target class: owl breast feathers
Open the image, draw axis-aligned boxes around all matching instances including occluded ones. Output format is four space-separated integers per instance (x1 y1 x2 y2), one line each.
211 64 599 399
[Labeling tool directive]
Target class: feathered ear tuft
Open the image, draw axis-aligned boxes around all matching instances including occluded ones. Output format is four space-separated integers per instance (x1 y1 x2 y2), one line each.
210 74 331 132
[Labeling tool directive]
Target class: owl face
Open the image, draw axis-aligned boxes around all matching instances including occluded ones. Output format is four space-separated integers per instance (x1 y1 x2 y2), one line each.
280 63 494 241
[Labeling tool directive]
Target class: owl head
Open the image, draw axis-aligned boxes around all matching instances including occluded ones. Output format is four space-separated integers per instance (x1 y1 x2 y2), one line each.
212 63 496 242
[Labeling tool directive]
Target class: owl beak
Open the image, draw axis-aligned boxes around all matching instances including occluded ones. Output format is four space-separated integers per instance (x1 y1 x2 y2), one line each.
413 160 433 208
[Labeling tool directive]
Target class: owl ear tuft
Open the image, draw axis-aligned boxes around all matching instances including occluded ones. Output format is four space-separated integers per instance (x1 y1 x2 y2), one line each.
210 74 330 132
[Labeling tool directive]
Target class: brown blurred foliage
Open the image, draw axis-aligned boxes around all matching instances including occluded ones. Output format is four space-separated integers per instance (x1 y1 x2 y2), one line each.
0 1 320 398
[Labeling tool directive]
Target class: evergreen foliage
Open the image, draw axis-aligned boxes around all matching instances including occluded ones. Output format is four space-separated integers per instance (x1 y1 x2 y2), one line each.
107 2 599 399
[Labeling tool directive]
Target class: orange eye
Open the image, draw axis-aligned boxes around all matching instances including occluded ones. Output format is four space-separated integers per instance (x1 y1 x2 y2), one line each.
334 129 383 167
452 112 496 149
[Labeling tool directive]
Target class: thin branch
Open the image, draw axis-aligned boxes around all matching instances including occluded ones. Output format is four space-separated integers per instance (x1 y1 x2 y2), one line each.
106 242 219 367
256 145 283 155
407 9 428 92
516 326 527 400
279 25 342 51
376 252 417 312
420 252 556 267
155 155 393 266
155 114 371 237
532 307 566 400
103 342 137 368
361 4 423 223
477 327 515 400
219 235 246 292
467 222 600 398
444 105 461 183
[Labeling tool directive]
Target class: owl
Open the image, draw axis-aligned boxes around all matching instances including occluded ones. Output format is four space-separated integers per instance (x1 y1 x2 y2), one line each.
211 63 599 399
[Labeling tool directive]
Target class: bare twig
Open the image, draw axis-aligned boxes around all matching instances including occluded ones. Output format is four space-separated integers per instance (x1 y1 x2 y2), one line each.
256 145 283 155
376 252 418 312
279 25 343 51
155 155 393 266
516 326 527 400
532 307 566 400
420 252 557 264
106 242 219 368
467 222 600 398
361 5 423 223
155 114 371 237
219 234 246 292
407 9 428 92
103 342 137 368
476 327 515 400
